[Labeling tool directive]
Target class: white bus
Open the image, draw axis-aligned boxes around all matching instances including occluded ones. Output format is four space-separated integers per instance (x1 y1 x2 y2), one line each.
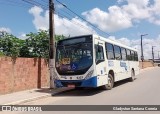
54 34 139 90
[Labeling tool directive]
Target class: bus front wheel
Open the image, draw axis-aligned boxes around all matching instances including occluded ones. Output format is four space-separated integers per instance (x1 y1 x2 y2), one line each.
102 74 114 90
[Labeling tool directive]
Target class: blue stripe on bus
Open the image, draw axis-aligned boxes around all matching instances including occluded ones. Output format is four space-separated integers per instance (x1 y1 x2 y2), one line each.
54 76 97 88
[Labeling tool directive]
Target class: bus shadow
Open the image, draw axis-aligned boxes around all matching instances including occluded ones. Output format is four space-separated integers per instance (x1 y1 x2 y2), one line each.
52 87 104 97
114 78 137 88
52 78 136 97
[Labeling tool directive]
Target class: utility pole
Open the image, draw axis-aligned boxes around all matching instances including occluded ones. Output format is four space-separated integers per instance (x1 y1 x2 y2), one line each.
141 35 143 62
158 51 160 59
152 46 155 64
49 0 55 89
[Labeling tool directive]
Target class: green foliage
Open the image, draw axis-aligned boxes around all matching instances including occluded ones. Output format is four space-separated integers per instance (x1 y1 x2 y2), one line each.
23 30 49 58
0 52 4 56
0 30 65 58
55 35 65 42
0 32 24 57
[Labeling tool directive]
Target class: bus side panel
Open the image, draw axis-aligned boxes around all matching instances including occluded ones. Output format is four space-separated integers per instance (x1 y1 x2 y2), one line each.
96 75 108 87
129 61 140 76
111 60 129 82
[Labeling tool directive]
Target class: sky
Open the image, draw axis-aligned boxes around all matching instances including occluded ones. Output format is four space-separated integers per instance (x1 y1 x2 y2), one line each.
0 0 160 59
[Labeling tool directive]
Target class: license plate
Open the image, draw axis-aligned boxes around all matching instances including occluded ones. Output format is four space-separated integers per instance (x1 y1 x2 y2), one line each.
68 84 75 87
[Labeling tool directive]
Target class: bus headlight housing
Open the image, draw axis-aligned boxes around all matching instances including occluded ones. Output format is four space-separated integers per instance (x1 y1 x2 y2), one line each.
85 70 94 80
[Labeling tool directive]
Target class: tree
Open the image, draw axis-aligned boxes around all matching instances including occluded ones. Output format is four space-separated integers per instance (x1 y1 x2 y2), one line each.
55 35 65 41
22 30 49 58
0 31 24 57
0 30 66 58
20 30 65 58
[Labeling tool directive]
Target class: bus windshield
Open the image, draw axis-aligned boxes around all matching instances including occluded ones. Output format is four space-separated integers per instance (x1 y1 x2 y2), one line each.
55 36 93 75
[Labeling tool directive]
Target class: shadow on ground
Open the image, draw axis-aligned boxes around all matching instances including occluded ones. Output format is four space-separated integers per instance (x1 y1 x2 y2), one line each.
52 88 103 97
34 78 134 97
114 78 136 88
50 78 133 97
34 88 55 93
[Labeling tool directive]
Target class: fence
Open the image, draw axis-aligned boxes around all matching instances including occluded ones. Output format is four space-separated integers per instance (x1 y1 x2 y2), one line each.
0 57 49 94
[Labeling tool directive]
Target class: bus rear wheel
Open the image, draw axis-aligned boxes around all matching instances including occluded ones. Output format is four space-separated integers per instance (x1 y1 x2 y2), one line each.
129 70 135 82
102 74 114 90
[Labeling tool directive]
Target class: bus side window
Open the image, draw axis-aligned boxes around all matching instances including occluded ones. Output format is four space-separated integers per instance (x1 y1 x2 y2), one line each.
131 51 135 61
105 43 115 60
114 45 122 60
121 47 127 61
134 51 138 61
95 45 104 64
127 49 131 60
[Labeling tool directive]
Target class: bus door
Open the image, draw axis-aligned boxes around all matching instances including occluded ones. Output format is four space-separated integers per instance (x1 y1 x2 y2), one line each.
95 40 107 86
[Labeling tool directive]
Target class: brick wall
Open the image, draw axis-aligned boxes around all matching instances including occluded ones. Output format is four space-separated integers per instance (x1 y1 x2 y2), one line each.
0 57 49 94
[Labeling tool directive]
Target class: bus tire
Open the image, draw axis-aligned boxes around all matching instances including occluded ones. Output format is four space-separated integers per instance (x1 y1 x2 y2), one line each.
129 70 135 82
102 74 114 90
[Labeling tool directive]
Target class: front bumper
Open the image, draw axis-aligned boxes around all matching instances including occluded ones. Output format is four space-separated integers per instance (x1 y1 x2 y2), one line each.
54 76 97 88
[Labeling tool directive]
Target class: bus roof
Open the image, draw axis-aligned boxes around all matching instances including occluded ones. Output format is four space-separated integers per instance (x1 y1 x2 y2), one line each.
92 34 137 52
62 34 138 52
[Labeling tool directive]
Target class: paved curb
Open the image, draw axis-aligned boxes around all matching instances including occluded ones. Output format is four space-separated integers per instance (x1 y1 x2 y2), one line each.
4 94 51 105
3 88 73 105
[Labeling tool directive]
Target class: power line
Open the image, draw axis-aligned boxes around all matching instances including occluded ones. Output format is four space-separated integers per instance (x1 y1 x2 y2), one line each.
55 7 75 19
55 0 111 36
0 0 31 9
30 0 48 9
41 0 49 7
2 0 97 35
41 0 47 3
22 0 48 10
55 11 96 34
55 9 96 33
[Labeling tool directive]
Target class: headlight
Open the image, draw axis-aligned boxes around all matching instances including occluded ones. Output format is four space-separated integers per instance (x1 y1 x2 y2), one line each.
85 70 94 80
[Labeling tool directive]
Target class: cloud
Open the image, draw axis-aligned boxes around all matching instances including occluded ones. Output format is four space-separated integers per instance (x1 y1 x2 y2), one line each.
82 7 132 32
0 27 11 33
125 0 150 8
28 4 160 60
28 6 96 37
54 15 96 36
55 4 65 10
117 0 125 4
82 0 160 32
18 33 28 40
29 6 49 30
29 1 160 34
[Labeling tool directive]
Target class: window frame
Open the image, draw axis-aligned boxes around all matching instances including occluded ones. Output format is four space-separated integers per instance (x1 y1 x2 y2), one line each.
114 45 122 60
121 47 127 61
134 51 138 61
126 49 131 60
105 42 115 60
95 44 105 64
130 50 135 61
